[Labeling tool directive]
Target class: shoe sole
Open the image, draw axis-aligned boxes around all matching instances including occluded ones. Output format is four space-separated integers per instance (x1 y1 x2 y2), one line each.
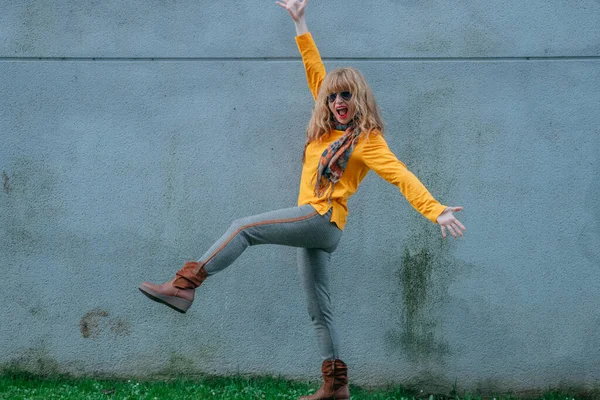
138 284 192 314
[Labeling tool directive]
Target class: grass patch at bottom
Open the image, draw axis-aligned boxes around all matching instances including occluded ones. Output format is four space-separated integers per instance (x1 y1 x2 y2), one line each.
0 371 597 400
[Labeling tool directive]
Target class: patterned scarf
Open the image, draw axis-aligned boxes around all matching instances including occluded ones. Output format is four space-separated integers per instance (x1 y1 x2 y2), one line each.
314 125 361 201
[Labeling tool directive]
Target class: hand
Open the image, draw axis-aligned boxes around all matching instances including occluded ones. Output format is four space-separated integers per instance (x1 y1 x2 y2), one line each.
276 0 308 22
436 206 466 238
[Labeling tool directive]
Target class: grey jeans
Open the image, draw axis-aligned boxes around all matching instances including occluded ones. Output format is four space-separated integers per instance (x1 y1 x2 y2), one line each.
198 204 343 360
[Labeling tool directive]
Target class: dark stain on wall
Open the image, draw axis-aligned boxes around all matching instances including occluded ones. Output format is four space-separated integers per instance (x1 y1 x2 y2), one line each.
385 208 474 364
80 309 132 338
80 309 109 338
2 171 10 194
109 318 132 337
151 344 221 377
159 354 199 376
29 306 47 317
2 347 59 376
388 246 450 358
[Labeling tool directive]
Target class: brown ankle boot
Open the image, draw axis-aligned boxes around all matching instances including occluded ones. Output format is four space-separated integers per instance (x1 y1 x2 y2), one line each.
138 261 207 313
299 359 350 400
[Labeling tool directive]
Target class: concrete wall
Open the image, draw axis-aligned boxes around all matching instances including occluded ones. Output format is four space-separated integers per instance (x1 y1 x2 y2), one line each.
1 0 599 392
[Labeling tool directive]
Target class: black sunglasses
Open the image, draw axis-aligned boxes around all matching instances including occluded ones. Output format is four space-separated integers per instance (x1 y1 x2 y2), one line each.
327 91 352 103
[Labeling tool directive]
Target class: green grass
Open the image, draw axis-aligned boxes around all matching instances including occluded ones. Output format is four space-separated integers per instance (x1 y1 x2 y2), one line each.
0 371 596 400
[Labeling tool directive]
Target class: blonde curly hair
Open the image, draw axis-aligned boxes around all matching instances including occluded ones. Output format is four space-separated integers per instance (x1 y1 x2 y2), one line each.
305 67 384 146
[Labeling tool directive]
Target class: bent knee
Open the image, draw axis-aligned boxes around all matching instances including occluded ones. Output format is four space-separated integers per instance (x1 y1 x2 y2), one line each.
229 217 251 232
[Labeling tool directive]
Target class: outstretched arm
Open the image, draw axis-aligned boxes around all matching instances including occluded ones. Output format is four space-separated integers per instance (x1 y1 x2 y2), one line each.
362 133 466 239
276 0 308 35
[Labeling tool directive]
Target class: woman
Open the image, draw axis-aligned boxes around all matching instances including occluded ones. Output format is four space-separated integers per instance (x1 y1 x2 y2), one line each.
139 1 465 398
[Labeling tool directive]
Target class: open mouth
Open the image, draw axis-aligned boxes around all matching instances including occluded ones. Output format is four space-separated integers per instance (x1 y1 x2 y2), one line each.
336 107 348 119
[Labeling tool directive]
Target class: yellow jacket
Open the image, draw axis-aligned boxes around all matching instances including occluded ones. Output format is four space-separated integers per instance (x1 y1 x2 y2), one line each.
296 32 446 230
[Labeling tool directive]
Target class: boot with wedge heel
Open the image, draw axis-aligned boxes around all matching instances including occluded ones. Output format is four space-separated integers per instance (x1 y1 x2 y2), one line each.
138 261 208 314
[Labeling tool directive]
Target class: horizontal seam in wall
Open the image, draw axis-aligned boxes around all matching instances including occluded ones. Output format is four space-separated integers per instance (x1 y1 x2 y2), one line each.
0 56 599 62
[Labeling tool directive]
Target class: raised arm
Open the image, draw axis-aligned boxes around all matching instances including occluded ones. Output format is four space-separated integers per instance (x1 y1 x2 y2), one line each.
277 0 325 100
276 0 308 35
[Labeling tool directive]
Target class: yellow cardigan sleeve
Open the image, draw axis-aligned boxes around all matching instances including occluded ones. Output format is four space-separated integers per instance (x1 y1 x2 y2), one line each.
295 32 326 101
361 133 447 224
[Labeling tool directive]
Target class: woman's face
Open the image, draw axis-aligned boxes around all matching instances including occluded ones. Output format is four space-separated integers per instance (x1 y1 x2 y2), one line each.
327 91 355 125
